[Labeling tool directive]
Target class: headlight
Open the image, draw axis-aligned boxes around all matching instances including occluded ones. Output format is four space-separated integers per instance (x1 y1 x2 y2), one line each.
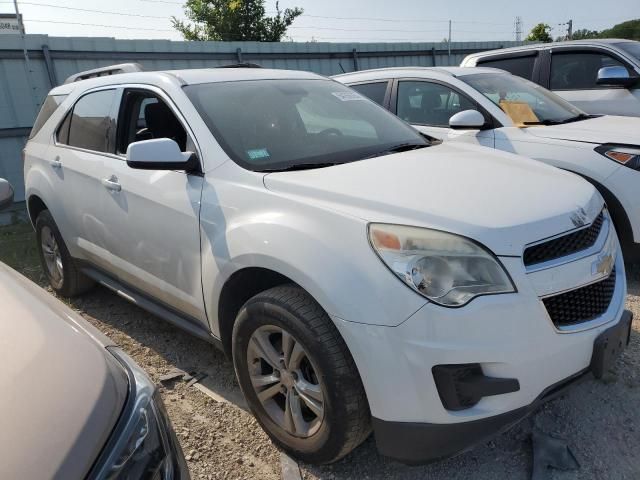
595 144 640 170
93 348 189 480
369 224 515 307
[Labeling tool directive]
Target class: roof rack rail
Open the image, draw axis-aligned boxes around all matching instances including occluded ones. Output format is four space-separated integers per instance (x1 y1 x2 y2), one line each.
63 63 144 84
217 63 263 69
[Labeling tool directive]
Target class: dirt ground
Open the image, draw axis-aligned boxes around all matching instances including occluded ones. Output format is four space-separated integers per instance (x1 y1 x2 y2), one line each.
1 220 639 480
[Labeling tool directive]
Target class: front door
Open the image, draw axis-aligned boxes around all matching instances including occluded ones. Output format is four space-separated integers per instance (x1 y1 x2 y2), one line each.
549 49 640 116
99 87 207 324
394 80 495 147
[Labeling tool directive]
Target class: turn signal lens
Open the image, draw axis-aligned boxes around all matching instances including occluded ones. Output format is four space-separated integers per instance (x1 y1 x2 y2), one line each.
595 144 640 170
605 151 635 164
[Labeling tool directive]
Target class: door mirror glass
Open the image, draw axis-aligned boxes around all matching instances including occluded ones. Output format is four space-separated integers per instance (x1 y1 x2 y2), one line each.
596 66 636 87
449 109 486 129
126 138 199 172
0 178 14 211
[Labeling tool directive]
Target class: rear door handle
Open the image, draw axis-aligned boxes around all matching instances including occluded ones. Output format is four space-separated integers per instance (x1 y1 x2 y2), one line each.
51 156 62 169
101 176 121 192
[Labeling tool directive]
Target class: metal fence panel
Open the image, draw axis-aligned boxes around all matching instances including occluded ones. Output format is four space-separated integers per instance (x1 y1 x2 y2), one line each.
0 35 526 200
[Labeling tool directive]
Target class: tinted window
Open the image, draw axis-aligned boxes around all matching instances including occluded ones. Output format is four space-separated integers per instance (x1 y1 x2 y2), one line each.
349 82 388 106
477 55 536 80
117 90 187 154
56 112 71 144
185 79 427 171
551 51 629 90
67 89 116 153
30 94 67 139
397 81 476 127
615 42 640 61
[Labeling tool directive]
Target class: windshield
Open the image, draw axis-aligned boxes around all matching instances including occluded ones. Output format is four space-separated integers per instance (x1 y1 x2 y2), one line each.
460 73 585 126
616 41 640 62
185 79 427 171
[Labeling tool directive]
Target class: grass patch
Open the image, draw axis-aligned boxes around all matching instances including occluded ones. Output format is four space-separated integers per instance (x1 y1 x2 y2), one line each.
0 221 44 284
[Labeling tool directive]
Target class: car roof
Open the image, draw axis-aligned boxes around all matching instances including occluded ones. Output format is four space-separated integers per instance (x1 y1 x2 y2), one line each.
464 39 637 60
51 67 326 95
333 66 508 82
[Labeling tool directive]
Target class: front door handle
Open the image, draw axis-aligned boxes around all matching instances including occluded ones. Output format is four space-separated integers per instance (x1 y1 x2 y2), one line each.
101 176 121 192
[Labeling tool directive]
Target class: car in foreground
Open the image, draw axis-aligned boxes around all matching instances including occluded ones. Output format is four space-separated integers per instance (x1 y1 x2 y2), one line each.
23 64 631 464
0 179 189 479
460 39 640 117
334 66 640 262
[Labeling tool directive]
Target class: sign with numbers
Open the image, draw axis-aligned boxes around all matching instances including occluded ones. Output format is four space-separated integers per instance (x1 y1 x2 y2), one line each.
0 14 23 35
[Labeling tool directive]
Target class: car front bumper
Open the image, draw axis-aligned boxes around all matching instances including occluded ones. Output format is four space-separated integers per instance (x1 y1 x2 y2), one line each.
332 222 628 463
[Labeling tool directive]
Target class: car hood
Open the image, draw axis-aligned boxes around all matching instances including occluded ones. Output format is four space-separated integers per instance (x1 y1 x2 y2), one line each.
0 263 127 480
264 143 603 256
525 115 640 145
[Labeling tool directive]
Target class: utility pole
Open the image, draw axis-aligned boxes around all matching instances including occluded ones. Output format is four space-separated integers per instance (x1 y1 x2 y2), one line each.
567 19 573 40
515 16 523 42
448 20 451 65
13 0 39 108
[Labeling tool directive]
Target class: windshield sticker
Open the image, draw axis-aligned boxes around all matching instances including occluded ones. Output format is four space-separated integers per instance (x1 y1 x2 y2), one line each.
247 148 271 161
331 91 366 101
499 100 539 127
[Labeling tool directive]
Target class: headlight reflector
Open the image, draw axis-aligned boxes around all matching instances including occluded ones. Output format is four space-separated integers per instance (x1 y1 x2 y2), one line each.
595 144 640 170
369 224 515 307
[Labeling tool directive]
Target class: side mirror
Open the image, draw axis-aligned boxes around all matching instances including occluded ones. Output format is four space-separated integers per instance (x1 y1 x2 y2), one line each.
0 178 14 211
126 138 199 172
449 109 486 130
596 66 637 87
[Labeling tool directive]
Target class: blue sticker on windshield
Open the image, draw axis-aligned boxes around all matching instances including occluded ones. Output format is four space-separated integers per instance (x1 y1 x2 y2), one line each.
247 148 271 161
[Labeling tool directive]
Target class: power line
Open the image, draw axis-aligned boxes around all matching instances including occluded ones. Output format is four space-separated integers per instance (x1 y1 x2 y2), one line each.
0 1 171 19
24 18 174 32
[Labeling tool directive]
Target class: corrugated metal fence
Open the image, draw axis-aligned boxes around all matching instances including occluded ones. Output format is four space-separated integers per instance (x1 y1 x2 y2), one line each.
0 35 526 200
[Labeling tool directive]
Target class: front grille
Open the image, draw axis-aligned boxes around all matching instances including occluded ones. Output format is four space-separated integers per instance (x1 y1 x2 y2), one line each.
543 268 616 327
523 211 605 267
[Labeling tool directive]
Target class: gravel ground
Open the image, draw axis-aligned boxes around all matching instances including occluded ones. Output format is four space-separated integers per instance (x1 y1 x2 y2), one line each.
2 222 639 479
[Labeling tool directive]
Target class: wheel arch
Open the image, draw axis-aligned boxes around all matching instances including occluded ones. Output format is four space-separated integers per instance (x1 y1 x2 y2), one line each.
27 194 49 227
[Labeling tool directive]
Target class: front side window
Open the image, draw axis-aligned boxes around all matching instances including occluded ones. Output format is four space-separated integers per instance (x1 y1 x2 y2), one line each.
551 51 629 90
396 81 476 127
185 79 427 171
477 55 537 80
116 90 188 154
62 89 116 153
461 72 584 126
349 82 389 106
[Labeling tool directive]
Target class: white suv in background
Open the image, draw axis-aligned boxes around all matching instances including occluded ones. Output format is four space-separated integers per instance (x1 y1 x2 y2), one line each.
24 64 631 464
335 66 640 262
461 39 640 117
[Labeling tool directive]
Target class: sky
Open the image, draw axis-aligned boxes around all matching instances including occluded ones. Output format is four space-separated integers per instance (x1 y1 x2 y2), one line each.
0 0 639 43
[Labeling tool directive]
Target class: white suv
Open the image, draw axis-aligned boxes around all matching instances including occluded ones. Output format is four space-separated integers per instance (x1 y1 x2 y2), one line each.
461 39 640 117
24 64 631 464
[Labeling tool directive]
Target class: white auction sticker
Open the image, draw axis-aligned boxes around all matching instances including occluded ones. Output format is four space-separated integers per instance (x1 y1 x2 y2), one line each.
331 91 366 101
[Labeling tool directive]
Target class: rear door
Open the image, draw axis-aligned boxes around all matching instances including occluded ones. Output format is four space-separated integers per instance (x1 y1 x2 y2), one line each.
391 79 494 147
48 88 118 268
99 86 207 324
547 48 639 115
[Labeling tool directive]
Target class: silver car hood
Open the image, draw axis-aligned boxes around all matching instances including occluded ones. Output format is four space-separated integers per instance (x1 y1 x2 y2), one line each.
0 263 127 480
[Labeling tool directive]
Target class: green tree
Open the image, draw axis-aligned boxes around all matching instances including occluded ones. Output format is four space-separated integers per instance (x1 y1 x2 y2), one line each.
570 28 600 40
526 23 553 43
599 19 640 40
172 0 303 42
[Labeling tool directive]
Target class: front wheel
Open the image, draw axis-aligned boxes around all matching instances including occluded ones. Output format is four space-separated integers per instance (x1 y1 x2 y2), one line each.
232 285 371 464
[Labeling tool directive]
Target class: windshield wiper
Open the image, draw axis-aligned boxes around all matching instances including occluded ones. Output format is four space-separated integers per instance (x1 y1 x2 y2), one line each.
363 143 429 159
523 113 593 126
261 162 340 172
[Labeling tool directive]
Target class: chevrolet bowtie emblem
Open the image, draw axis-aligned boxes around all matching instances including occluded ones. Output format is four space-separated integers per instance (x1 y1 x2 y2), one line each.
570 207 589 228
592 251 614 277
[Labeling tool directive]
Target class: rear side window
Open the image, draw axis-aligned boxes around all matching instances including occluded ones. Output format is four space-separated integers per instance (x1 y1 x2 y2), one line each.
550 51 630 90
29 94 67 139
477 55 536 80
349 82 388 106
61 89 116 153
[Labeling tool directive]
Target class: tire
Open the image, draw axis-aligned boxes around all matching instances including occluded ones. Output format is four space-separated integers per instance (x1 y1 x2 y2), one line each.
232 285 371 464
35 210 95 297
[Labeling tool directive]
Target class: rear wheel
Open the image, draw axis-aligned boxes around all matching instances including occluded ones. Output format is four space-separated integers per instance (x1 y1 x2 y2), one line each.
232 285 370 464
35 210 95 297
